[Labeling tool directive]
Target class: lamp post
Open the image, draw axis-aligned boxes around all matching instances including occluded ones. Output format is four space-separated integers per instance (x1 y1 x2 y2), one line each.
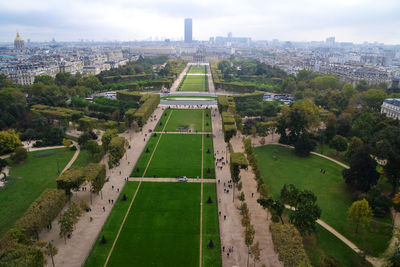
47 240 55 267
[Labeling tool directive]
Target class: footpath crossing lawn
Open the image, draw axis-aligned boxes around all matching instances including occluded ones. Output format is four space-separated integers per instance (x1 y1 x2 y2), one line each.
86 182 221 267
254 145 392 257
179 75 208 92
188 65 207 74
0 148 75 238
154 109 212 132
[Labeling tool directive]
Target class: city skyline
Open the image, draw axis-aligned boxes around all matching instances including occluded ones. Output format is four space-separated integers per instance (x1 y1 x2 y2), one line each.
1 0 400 44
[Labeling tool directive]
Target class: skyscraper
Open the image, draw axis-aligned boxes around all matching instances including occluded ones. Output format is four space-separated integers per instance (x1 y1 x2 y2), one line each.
184 18 192 43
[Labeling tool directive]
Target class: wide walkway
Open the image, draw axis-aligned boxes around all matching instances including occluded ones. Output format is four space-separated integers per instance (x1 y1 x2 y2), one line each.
40 107 165 267
211 107 248 267
230 135 283 267
170 64 190 92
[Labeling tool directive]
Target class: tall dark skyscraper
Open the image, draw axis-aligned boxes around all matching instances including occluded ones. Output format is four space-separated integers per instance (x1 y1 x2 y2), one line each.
184 18 192 43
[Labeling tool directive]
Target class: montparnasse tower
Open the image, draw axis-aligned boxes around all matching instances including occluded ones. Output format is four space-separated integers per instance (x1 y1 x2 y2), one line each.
14 32 25 51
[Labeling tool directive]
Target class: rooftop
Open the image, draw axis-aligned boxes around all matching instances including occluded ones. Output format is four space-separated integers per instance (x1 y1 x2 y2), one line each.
383 98 400 107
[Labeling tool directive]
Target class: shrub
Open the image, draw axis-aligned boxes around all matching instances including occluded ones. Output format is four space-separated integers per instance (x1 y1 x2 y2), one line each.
10 147 27 164
269 222 310 266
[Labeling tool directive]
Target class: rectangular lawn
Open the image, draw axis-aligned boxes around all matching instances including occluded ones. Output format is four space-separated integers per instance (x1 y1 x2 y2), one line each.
188 66 206 74
106 182 201 267
254 145 392 256
179 75 207 92
154 109 212 133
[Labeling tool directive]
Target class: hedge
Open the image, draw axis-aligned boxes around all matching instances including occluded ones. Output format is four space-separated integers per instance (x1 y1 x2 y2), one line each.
116 91 142 102
15 189 67 239
31 105 83 122
230 152 248 169
232 92 264 103
133 94 160 127
269 223 311 267
56 163 106 194
214 81 257 93
223 123 237 142
221 112 235 125
217 95 229 113
77 117 98 131
108 136 126 168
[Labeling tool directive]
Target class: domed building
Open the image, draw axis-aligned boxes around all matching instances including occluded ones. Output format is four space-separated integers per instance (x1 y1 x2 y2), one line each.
14 32 25 51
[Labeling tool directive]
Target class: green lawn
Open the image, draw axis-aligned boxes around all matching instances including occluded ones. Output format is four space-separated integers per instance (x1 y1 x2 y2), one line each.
85 182 140 267
86 182 221 267
71 149 92 167
304 224 372 267
203 134 215 179
133 134 203 178
254 145 392 257
179 75 208 92
202 183 222 266
154 109 212 132
0 148 75 237
188 65 206 74
106 182 201 267
314 142 349 165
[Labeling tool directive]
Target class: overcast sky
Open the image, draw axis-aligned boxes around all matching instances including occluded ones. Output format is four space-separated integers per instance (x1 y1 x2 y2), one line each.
1 0 399 44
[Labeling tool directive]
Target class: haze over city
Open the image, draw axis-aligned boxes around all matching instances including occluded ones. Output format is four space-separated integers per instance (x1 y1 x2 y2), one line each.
1 0 400 44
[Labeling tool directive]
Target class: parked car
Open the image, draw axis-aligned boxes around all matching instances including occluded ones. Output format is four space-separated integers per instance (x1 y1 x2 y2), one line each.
177 176 188 182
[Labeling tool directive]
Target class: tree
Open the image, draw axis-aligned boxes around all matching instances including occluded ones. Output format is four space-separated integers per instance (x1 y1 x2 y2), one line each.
373 126 400 196
289 202 322 235
62 138 72 148
345 136 363 161
245 224 255 247
351 112 376 143
250 241 261 266
387 247 400 267
329 135 348 152
325 114 337 142
294 132 314 157
59 212 73 243
348 198 373 233
10 147 27 164
343 145 379 192
259 184 269 198
101 129 118 151
271 200 285 224
0 129 22 155
0 158 7 179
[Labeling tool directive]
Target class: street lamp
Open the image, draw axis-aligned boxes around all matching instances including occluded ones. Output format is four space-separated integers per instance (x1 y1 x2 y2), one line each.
47 240 55 267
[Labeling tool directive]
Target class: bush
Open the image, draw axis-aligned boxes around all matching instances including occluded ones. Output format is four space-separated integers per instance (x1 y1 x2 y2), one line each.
269 222 311 266
10 147 27 164
329 135 348 152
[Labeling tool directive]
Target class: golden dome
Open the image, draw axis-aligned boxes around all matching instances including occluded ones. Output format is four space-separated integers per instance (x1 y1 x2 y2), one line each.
15 32 23 41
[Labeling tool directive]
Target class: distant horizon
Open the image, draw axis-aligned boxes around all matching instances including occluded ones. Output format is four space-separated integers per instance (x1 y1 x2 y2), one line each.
1 0 400 44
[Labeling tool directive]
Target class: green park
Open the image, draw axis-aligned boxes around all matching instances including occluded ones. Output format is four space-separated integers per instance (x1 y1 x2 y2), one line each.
178 75 208 92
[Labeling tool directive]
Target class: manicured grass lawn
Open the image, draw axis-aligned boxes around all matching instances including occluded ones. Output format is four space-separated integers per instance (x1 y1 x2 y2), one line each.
106 182 201 267
0 148 75 238
154 109 212 132
203 134 215 179
144 134 202 178
254 145 392 257
202 183 222 266
304 224 372 267
71 149 92 167
179 75 207 92
314 142 349 165
188 65 206 74
131 133 161 177
85 182 140 267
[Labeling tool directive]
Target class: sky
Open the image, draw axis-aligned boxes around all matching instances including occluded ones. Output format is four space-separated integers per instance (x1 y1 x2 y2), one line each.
0 0 400 44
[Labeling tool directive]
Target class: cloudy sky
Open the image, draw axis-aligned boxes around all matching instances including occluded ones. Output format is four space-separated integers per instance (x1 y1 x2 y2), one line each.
1 0 399 44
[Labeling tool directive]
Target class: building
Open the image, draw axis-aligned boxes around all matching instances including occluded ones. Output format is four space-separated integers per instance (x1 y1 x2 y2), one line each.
14 32 25 51
184 18 192 43
381 98 400 119
326 36 335 48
